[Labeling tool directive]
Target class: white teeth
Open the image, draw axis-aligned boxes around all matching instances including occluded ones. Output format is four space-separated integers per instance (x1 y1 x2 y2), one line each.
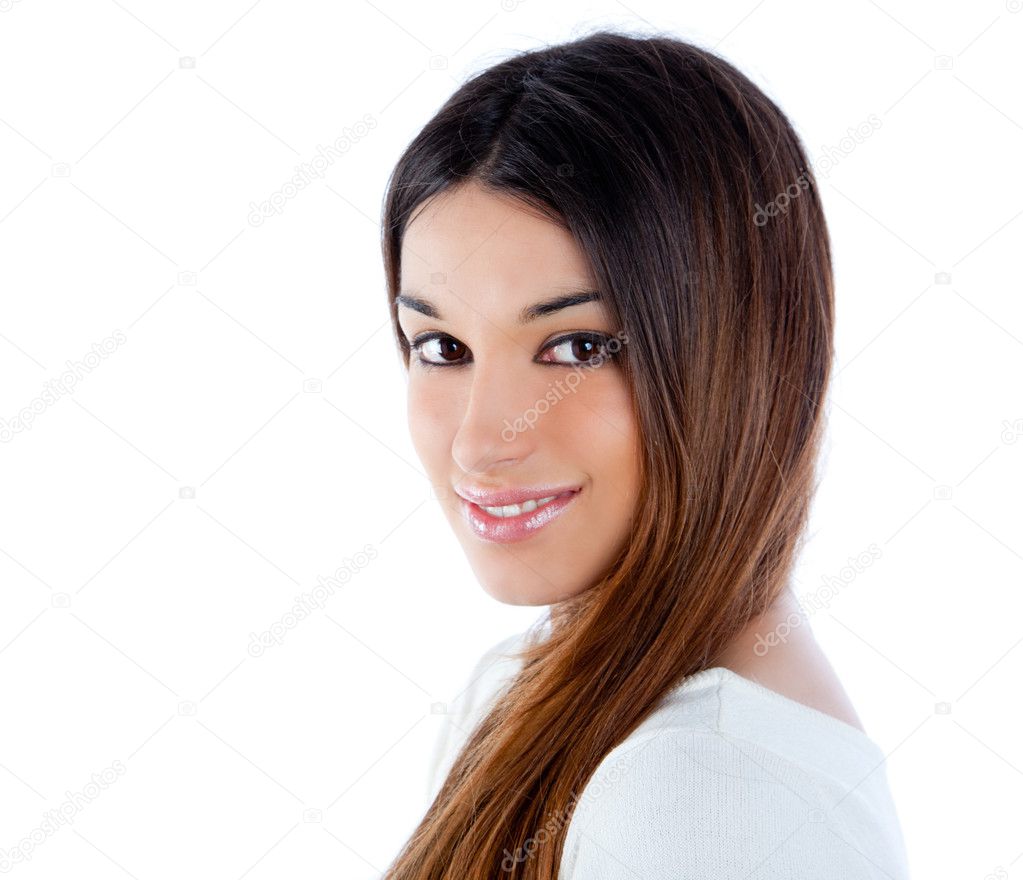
480 495 558 518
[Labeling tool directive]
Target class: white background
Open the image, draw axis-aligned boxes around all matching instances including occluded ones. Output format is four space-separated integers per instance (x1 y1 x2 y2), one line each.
0 1 1020 877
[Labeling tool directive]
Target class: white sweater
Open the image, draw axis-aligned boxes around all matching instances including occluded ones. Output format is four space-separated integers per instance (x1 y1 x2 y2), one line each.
426 628 911 879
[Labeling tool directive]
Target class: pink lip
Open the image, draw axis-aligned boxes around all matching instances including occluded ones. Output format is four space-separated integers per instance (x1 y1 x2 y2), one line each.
458 488 582 544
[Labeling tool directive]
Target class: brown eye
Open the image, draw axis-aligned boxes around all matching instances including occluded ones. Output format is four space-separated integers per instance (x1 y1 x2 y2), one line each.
413 334 469 366
409 331 616 370
540 333 614 367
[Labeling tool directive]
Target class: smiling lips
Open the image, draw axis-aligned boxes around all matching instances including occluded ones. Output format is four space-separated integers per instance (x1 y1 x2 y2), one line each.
457 487 582 543
477 493 560 517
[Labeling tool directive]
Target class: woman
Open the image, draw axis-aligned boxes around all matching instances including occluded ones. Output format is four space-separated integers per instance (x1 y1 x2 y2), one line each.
380 28 910 879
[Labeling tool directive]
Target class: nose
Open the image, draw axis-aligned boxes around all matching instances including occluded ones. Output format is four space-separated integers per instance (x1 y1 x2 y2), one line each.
450 357 540 478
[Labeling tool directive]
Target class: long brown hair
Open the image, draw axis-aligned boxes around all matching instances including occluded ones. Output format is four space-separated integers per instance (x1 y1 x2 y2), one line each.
380 27 834 879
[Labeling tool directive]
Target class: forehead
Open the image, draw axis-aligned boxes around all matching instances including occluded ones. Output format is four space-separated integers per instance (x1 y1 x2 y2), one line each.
399 182 596 302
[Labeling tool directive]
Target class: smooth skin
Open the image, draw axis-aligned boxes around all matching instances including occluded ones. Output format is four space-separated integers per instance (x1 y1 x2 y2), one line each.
397 180 867 736
398 180 643 607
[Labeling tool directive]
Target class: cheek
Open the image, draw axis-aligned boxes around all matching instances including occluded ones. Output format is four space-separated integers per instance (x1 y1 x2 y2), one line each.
564 370 636 439
572 375 642 504
406 379 459 466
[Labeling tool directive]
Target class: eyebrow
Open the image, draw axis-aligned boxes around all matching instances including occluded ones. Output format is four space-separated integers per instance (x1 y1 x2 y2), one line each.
394 290 602 324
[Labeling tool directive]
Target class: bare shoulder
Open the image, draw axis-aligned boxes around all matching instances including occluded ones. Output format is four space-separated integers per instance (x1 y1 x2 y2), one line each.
714 592 868 734
752 651 868 734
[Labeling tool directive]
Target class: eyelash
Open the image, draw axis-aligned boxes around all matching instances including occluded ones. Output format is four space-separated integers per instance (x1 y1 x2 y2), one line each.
407 332 618 371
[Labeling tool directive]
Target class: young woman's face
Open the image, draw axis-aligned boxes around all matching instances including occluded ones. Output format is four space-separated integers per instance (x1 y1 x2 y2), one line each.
397 181 642 605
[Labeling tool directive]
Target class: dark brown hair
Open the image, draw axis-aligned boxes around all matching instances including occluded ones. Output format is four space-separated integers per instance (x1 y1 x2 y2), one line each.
380 27 833 879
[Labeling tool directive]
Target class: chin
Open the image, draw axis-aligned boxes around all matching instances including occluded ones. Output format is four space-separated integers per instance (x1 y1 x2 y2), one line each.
459 552 527 602
472 566 551 606
481 584 547 606
467 558 584 606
